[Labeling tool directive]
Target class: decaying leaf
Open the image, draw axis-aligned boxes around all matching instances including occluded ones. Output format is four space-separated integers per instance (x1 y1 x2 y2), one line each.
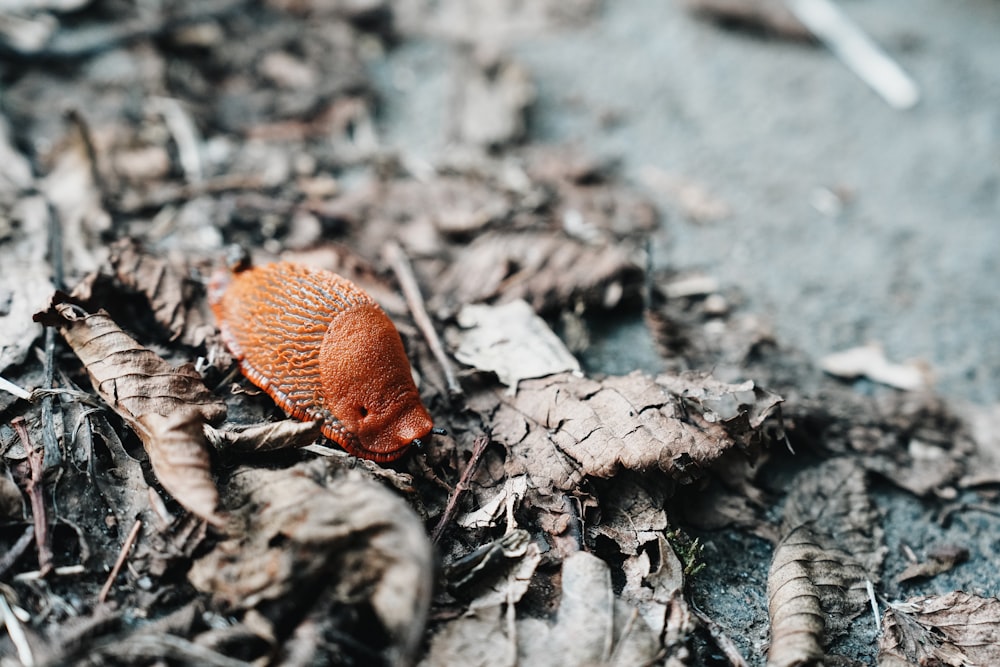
443 529 542 610
71 237 216 347
473 371 780 493
453 51 534 150
424 551 659 667
452 299 581 392
432 231 642 316
189 462 434 667
204 419 323 452
34 298 225 525
895 544 969 584
766 458 885 667
879 592 1000 666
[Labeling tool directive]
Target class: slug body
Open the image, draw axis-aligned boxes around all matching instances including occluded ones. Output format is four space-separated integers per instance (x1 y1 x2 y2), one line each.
209 261 433 462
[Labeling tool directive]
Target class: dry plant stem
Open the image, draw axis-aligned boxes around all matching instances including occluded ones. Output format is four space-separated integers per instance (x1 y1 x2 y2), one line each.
42 199 64 470
384 240 462 398
690 602 750 667
431 434 490 544
0 592 34 667
0 526 35 579
98 519 143 603
12 417 53 576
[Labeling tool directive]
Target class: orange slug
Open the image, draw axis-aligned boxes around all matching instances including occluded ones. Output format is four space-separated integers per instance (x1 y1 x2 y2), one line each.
209 261 438 462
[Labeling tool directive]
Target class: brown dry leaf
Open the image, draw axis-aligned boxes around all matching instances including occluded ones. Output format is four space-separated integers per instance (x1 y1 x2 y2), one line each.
424 551 659 667
452 299 581 392
683 0 813 41
472 371 780 494
432 231 643 316
34 298 226 525
453 51 534 150
879 592 1000 666
71 237 216 347
39 115 112 276
766 458 885 667
204 419 323 452
444 529 542 611
895 545 970 584
189 462 434 667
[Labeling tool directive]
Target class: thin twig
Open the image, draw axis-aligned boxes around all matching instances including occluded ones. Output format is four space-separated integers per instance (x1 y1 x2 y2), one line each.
99 519 143 603
41 197 64 470
0 592 34 667
0 375 32 400
689 601 750 667
14 564 85 582
0 526 35 579
383 240 462 398
12 417 53 576
431 434 490 544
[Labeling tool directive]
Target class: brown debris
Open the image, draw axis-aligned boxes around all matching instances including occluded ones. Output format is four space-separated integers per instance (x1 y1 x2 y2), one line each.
432 231 643 315
189 462 434 667
34 297 226 525
879 592 1000 666
766 458 885 666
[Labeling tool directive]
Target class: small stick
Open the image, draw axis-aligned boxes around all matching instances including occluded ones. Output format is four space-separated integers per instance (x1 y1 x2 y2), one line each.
0 593 34 667
431 434 490 544
786 0 919 109
0 526 35 579
12 417 53 576
383 240 462 397
41 196 64 470
0 376 32 400
690 603 750 667
99 519 143 603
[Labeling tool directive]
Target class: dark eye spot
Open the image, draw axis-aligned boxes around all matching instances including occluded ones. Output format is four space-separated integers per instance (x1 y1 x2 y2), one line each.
358 406 369 418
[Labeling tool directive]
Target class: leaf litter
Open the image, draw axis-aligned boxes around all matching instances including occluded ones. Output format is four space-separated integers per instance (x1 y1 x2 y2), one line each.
0 3 997 667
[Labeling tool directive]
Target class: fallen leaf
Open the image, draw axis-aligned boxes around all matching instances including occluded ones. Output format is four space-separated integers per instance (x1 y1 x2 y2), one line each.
879 592 1000 666
204 419 323 453
423 551 659 667
820 343 929 391
473 371 780 493
766 458 886 667
71 237 216 347
453 52 534 150
34 297 225 525
453 299 581 393
443 529 541 610
895 545 970 584
432 231 642 316
189 462 434 667
683 0 812 41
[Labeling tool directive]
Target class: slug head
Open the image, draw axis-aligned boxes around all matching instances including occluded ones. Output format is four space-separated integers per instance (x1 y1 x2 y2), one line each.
318 303 433 461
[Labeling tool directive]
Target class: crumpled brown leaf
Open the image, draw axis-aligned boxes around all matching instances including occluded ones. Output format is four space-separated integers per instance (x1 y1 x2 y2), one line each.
189 462 434 667
423 551 659 667
472 371 780 493
878 592 1000 666
71 237 216 347
34 297 225 525
432 231 643 316
766 458 885 667
452 299 581 392
453 51 534 150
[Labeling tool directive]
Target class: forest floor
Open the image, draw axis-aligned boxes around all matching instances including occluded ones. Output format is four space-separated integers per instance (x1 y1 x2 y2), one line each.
0 1 998 666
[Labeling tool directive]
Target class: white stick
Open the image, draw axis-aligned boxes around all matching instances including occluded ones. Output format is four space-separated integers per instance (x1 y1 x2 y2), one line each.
787 0 920 110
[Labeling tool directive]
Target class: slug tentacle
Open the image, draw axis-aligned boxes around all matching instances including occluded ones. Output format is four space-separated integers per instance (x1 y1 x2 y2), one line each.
209 261 435 461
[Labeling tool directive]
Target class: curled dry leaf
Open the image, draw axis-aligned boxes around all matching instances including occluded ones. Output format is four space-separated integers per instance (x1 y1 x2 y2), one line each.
452 299 581 392
204 419 323 453
878 592 1000 666
423 551 659 667
432 231 642 316
189 463 434 667
71 237 216 347
766 458 885 667
472 371 780 493
34 298 225 526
